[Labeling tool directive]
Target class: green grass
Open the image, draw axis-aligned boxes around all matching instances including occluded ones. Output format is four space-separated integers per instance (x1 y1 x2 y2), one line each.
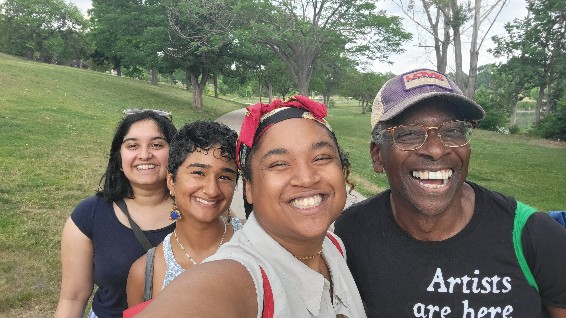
1 53 566 316
0 53 241 317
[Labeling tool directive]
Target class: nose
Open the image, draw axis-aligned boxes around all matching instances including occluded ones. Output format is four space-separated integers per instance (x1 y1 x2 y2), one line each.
202 178 221 197
290 161 321 187
415 129 450 160
138 145 153 160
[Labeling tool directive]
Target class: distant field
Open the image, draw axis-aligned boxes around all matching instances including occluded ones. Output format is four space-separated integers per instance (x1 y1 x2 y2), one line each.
515 110 536 128
1 53 565 316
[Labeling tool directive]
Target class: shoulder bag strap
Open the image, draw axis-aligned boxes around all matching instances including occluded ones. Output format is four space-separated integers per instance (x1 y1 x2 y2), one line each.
115 198 153 252
513 200 539 291
143 247 156 301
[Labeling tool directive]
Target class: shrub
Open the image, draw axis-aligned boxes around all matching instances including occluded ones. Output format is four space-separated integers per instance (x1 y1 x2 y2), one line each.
535 96 566 141
474 86 509 131
509 125 520 134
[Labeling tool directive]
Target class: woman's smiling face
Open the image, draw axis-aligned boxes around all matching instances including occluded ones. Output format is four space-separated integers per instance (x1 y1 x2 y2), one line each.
168 146 237 223
245 118 347 244
120 119 170 190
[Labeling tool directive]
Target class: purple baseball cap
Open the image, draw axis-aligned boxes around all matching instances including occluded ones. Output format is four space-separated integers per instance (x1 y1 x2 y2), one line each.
371 69 485 129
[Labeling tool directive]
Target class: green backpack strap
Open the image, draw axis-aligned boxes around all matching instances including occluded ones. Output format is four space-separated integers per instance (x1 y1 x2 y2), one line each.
513 200 539 291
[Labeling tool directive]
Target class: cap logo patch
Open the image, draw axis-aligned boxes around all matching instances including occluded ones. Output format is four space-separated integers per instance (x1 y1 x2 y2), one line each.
403 70 452 91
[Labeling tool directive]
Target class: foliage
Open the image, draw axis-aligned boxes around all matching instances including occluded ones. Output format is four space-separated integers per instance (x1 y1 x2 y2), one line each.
340 70 391 113
473 85 509 131
89 0 169 78
491 0 566 125
0 0 89 63
162 0 238 110
509 125 521 134
517 100 535 111
234 0 411 95
310 53 356 105
535 95 566 140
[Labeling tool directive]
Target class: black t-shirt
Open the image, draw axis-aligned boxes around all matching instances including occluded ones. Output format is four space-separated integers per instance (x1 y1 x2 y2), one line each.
335 182 566 318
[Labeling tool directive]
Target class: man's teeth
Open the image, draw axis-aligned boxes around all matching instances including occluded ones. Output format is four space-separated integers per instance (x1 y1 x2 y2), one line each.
136 164 156 170
412 170 453 189
412 169 453 180
196 197 216 205
290 195 322 209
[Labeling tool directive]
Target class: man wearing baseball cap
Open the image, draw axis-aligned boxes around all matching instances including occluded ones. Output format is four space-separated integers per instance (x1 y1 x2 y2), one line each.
334 68 566 317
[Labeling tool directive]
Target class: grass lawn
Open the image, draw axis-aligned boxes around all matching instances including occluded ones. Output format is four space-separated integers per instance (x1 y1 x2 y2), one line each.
1 53 565 316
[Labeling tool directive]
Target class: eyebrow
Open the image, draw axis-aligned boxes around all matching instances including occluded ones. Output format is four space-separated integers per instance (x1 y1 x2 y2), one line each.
259 140 336 163
312 140 335 151
122 136 166 143
259 148 288 164
187 163 237 175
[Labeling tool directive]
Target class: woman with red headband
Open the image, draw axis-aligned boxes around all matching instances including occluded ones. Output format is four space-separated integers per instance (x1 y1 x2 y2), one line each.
137 96 367 317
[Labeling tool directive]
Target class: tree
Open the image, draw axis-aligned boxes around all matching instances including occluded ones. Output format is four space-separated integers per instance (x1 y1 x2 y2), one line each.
235 0 411 96
393 0 510 98
310 48 356 105
341 70 391 114
491 0 566 126
0 0 87 63
90 0 170 81
163 0 237 110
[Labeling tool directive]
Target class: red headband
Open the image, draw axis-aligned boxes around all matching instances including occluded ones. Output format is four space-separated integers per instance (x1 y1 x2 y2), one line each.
236 95 329 169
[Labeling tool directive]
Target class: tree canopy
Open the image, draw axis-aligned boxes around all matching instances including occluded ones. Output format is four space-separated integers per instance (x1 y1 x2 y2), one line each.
234 0 411 95
0 0 88 63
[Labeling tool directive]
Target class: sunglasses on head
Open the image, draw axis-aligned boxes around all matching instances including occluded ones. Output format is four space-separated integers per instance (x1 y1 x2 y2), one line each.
123 108 172 121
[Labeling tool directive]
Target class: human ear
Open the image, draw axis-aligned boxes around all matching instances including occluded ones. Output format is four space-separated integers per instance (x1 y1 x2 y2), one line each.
370 142 384 174
244 180 253 204
166 173 175 196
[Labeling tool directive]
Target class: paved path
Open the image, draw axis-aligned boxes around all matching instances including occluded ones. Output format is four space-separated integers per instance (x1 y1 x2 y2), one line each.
216 108 366 220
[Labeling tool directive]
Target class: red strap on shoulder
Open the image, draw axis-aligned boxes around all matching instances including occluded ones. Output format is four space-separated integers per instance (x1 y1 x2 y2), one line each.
326 231 344 256
260 266 274 318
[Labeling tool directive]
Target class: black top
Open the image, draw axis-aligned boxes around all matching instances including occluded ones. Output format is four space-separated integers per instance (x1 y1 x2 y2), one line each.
335 182 566 317
71 195 175 317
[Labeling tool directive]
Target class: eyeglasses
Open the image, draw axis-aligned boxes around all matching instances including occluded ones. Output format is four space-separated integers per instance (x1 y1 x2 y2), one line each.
123 109 172 121
381 120 474 151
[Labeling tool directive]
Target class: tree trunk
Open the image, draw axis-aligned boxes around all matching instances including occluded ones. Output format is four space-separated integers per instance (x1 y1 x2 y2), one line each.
421 0 450 73
268 83 273 103
439 17 451 73
116 65 122 77
190 73 203 111
509 83 524 127
451 0 465 90
213 74 218 98
467 0 482 98
188 68 209 111
151 68 158 85
535 85 545 124
296 67 311 96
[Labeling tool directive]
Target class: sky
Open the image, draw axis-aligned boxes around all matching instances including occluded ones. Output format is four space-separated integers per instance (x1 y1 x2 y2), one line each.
67 0 528 75
371 0 528 74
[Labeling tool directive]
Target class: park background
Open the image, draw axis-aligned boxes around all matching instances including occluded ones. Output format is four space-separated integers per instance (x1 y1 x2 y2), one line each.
1 0 566 316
